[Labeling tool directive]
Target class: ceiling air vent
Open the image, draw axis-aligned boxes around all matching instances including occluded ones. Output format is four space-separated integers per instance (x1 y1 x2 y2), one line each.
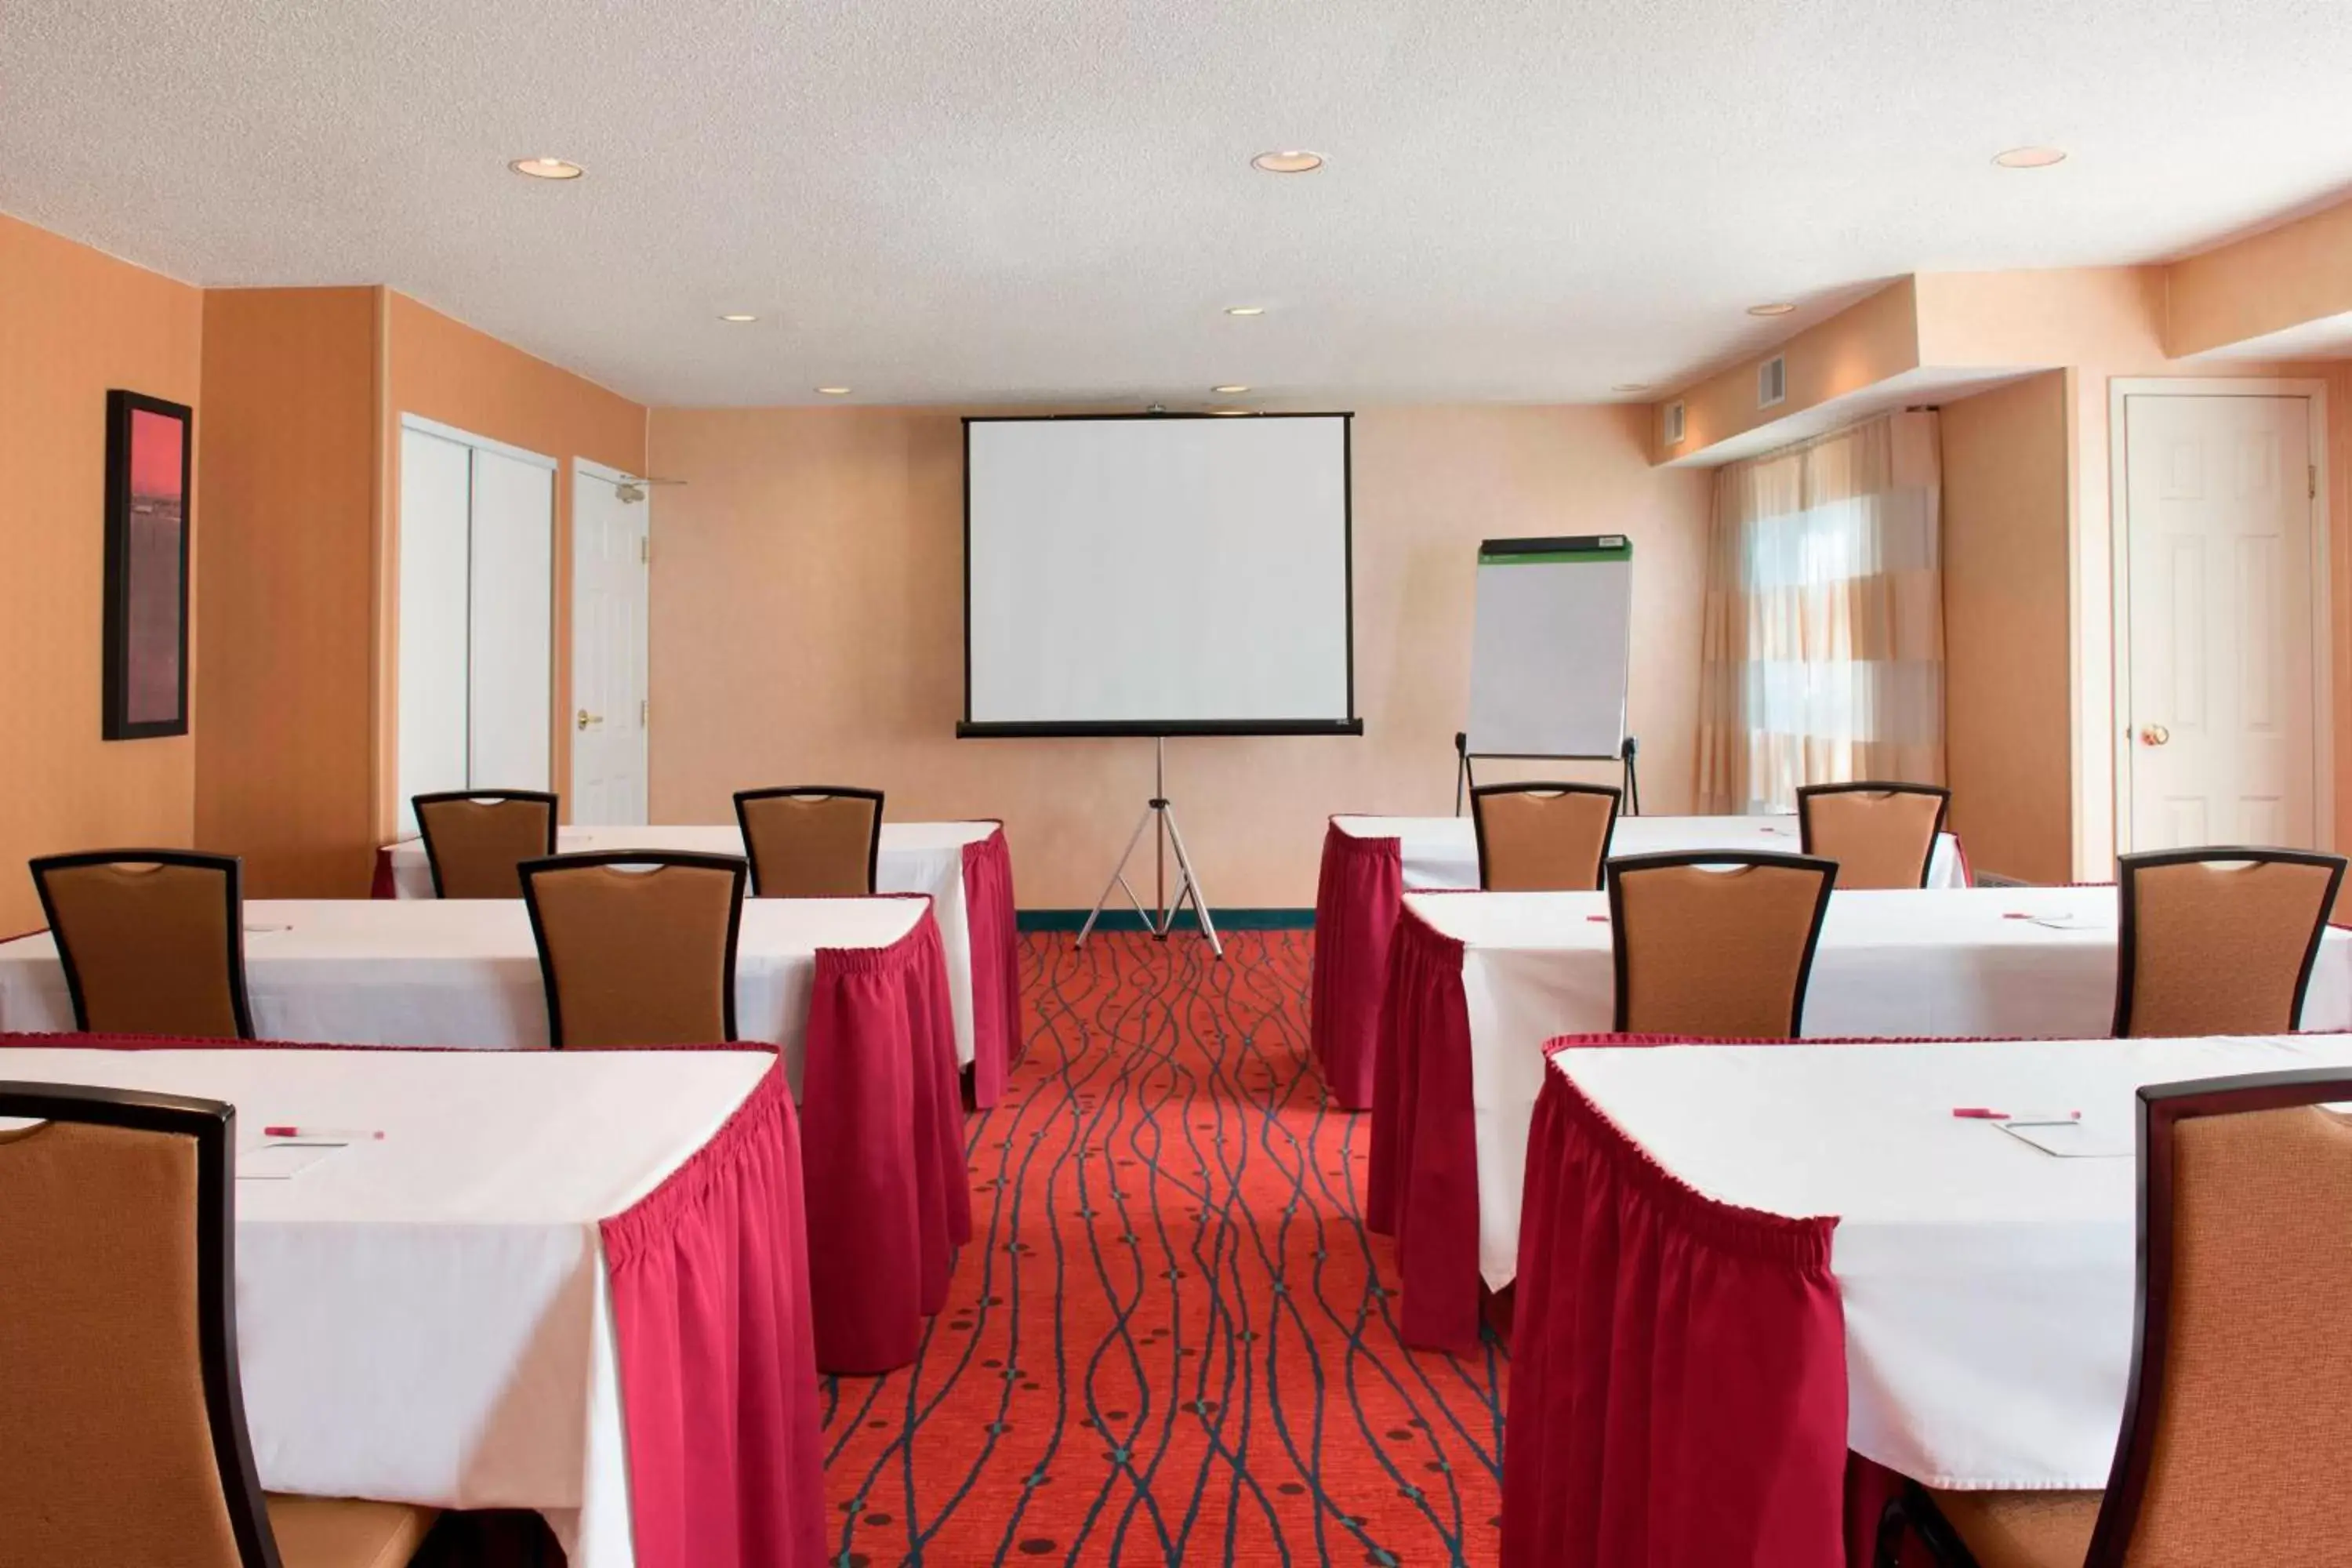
1758 355 1787 410
1663 401 1686 445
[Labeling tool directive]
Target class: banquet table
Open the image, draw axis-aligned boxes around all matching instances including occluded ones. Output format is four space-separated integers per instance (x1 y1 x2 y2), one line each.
378 821 1023 1104
1367 883 2352 1351
1309 812 1969 1108
0 1042 827 1568
0 899 975 1374
1504 1032 2352 1566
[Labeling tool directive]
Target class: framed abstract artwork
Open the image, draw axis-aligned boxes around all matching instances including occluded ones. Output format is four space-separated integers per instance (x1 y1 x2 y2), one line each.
103 390 194 739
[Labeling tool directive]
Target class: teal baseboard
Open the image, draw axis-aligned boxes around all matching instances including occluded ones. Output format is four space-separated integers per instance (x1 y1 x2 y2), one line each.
1016 908 1315 933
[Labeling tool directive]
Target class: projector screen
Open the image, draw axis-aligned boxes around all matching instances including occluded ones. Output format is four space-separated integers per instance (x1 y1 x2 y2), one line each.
960 414 1359 737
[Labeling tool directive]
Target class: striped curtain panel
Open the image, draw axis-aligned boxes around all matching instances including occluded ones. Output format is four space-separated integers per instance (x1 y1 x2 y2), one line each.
1696 410 1944 814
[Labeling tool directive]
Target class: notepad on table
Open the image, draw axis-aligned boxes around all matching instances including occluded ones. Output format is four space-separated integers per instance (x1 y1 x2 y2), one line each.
238 1141 343 1181
1998 1120 2133 1159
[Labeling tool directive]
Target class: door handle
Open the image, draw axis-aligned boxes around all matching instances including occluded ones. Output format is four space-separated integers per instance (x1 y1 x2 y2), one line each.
576 710 603 731
2139 724 2170 746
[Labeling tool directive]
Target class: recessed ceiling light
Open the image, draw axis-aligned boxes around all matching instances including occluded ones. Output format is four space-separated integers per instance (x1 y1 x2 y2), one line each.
1213 384 1251 394
1225 306 1266 317
1611 383 1650 394
1993 146 2067 169
1250 150 1325 174
1747 302 1796 317
718 313 758 323
1209 408 1251 416
815 387 851 396
508 156 583 180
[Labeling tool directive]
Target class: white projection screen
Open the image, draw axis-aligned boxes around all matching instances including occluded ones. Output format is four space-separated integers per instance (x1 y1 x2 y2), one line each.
961 414 1360 736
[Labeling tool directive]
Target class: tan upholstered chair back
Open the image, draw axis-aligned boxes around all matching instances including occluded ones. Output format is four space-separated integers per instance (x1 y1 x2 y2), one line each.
733 787 884 898
2085 1073 2352 1566
31 852 251 1039
1797 782 1949 890
2114 848 2346 1038
1472 784 1621 892
520 852 746 1047
1607 852 1836 1036
0 1085 271 1568
412 791 559 900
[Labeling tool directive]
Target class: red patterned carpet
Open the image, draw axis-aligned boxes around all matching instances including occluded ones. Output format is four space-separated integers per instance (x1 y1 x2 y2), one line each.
819 931 1508 1566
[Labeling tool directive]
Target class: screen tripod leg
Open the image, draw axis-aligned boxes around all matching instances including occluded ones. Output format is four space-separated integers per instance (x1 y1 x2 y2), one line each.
1159 803 1223 959
1076 802 1160 949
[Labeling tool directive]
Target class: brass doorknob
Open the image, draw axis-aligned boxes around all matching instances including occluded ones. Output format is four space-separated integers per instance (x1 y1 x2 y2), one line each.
576 710 603 731
2140 724 2170 746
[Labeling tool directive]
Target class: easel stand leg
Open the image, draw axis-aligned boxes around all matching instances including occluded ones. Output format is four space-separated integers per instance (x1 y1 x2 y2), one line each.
1075 737 1224 958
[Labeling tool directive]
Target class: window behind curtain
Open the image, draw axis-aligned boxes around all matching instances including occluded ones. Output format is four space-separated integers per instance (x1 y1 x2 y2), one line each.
1696 410 1945 814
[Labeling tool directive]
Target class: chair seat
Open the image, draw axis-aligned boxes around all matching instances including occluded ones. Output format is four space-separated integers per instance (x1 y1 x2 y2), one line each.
1926 1486 2100 1568
264 1495 437 1568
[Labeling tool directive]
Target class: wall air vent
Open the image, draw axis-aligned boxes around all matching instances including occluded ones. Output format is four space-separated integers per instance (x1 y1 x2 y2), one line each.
1758 355 1787 410
1663 401 1686 445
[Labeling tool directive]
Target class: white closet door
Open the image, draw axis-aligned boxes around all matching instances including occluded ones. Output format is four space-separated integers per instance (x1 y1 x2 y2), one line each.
466 448 554 792
395 428 474 837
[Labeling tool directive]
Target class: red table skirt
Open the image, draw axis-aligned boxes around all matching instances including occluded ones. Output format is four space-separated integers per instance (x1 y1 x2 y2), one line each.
0 1032 830 1568
960 822 1022 1107
1504 1064 1846 1567
1364 904 1484 1353
1308 819 1403 1111
800 910 975 1374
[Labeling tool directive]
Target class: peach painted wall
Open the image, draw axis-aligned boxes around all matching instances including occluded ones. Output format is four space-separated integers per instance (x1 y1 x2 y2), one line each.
194 289 382 895
0 212 205 934
1656 278 1920 461
2164 196 2352 358
1939 372 2074 884
379 292 647 838
645 405 1712 907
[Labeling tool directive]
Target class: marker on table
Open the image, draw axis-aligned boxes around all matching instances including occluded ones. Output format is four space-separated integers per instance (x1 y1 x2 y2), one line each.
263 1126 385 1141
1952 1107 2080 1122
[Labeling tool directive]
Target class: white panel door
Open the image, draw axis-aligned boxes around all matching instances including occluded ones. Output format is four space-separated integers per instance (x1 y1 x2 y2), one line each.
395 429 474 837
2124 394 2317 851
466 448 554 792
570 466 650 824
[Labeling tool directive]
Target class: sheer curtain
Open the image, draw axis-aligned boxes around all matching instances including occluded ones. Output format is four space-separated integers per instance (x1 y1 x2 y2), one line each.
1696 410 1944 814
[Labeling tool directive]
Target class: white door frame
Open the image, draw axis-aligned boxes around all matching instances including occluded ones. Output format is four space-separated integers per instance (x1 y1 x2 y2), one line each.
2107 377 2334 854
571 456 653 815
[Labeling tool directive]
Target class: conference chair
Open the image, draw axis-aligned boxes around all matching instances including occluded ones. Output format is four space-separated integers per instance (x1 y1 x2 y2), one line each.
0 1080 436 1568
1796 781 1951 890
1606 851 1836 1036
2113 846 2347 1038
1878 1065 2352 1568
732 786 884 898
1470 782 1622 891
411 790 560 899
519 851 746 1047
30 850 254 1039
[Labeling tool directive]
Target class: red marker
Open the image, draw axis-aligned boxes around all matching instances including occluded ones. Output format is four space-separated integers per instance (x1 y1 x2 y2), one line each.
1952 1108 2080 1122
263 1126 384 1141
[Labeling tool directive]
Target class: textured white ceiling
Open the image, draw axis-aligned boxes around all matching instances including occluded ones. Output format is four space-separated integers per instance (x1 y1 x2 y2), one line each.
5 0 2349 408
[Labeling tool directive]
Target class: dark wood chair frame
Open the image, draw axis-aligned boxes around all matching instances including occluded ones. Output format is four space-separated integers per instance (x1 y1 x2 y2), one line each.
409 789 561 900
0 1080 282 1568
1468 781 1624 891
517 850 748 1047
731 786 885 898
1603 849 1838 1034
1795 781 1952 890
1877 1065 2352 1567
2111 845 2347 1037
28 848 256 1039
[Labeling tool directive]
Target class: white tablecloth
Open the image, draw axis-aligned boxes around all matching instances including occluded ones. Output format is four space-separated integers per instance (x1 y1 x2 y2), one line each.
1551 1033 2352 1489
0 1045 772 1565
0 898 925 1081
1403 884 2352 1294
1333 813 1969 889
384 822 996 1068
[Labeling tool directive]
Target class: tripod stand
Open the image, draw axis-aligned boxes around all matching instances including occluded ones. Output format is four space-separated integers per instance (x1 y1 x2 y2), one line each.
1076 736 1223 957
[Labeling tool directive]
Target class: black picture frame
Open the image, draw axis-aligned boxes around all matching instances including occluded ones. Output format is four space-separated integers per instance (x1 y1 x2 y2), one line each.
103 389 194 740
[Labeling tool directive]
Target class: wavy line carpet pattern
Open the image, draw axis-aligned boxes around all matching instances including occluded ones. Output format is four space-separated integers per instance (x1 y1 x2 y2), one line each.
818 931 1508 1566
